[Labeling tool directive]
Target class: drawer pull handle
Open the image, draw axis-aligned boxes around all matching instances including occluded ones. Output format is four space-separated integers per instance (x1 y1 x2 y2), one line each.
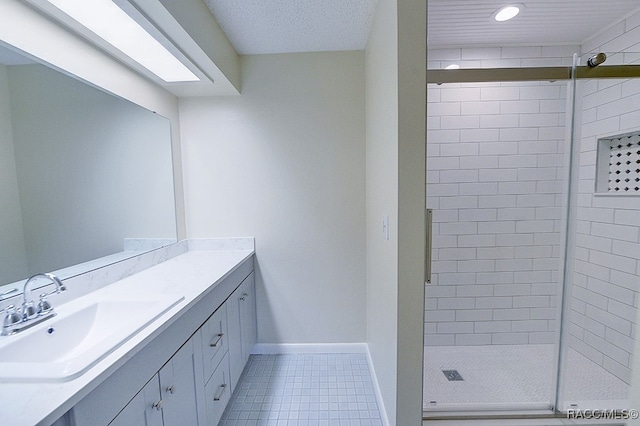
166 385 176 394
210 333 224 347
213 383 227 401
152 400 163 411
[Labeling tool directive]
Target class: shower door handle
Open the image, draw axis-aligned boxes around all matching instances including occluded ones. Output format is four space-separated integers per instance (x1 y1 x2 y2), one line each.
425 209 433 284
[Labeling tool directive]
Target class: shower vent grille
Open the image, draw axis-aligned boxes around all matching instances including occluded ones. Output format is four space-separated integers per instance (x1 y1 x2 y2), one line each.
608 133 640 193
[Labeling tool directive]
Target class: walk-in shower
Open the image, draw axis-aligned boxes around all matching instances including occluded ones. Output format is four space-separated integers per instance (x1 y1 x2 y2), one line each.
424 45 640 419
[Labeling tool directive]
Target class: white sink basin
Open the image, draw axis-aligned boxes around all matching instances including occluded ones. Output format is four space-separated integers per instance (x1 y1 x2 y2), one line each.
0 293 183 382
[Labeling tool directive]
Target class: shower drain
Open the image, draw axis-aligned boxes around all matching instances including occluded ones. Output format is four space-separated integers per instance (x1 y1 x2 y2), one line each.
442 369 464 381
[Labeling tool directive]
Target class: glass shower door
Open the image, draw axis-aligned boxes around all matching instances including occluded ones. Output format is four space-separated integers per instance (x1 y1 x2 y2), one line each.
556 51 640 415
424 73 570 412
424 48 640 417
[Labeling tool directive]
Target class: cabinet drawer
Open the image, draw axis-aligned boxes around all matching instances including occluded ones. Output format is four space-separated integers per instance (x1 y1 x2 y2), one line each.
203 353 231 426
201 304 228 382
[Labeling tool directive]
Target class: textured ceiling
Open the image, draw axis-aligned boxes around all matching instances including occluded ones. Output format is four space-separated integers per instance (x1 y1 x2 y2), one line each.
203 0 640 55
203 0 377 55
428 0 640 48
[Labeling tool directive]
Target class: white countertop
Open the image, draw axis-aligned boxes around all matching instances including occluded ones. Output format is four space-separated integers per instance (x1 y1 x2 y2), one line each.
0 243 254 426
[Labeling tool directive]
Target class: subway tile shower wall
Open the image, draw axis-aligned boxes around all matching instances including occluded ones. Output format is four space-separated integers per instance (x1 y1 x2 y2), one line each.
425 47 571 348
568 11 640 385
427 10 640 388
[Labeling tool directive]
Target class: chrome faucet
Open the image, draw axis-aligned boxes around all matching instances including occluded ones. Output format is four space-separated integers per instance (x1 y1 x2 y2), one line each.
23 273 66 318
1 273 66 336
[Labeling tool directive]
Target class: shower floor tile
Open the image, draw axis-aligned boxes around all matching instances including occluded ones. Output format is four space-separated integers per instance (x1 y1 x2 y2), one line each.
220 353 383 426
423 344 628 410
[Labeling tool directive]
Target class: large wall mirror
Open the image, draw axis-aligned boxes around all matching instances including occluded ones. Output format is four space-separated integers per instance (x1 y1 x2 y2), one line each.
0 43 177 294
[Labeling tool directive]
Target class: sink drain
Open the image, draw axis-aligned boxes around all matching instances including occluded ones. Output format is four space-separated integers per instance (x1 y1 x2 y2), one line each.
442 369 463 381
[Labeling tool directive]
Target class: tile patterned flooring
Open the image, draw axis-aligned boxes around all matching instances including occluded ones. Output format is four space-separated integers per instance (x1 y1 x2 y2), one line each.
218 346 628 424
219 354 384 426
423 344 628 410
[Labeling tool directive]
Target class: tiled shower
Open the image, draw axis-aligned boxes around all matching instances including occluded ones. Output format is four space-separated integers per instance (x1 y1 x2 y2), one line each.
425 71 566 348
424 9 640 413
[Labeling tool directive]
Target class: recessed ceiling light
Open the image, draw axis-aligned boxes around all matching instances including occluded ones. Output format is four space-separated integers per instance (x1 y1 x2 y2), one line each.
445 64 460 70
45 0 199 82
493 4 525 22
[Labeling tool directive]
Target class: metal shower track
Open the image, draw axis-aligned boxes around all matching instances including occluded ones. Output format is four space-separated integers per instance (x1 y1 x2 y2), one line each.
427 65 640 84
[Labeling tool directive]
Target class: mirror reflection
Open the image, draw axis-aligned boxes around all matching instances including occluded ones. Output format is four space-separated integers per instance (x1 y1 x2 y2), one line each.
0 44 177 292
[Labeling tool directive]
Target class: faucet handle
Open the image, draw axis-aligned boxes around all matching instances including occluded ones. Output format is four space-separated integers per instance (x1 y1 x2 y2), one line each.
22 300 37 320
36 282 65 315
2 305 22 328
38 294 53 315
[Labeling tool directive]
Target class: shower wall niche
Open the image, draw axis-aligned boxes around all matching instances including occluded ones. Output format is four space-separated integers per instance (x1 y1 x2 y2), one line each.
594 130 640 194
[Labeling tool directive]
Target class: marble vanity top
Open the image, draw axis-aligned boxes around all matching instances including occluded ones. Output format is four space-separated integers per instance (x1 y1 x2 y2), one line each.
0 238 254 426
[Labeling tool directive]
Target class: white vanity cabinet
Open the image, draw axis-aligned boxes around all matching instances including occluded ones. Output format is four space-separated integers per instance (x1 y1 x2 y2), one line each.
69 255 256 426
110 339 198 426
227 272 257 392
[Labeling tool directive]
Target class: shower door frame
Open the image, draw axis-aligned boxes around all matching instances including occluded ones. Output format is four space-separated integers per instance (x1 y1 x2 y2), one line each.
424 60 640 419
427 65 640 85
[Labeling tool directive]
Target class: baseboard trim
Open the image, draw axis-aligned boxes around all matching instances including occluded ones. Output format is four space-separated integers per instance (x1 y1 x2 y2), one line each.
365 346 391 426
251 343 391 426
251 343 368 354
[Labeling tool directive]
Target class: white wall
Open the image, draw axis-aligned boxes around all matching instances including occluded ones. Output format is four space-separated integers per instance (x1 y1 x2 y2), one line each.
180 52 367 344
366 0 400 420
0 64 28 284
366 0 426 423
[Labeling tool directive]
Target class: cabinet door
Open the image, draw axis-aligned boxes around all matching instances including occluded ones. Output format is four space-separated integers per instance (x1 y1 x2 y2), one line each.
239 272 257 364
227 272 257 392
109 376 163 426
158 339 200 426
226 281 243 392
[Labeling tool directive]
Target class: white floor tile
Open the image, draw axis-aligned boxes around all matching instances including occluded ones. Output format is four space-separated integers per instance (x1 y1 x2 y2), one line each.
423 345 628 410
220 354 383 426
